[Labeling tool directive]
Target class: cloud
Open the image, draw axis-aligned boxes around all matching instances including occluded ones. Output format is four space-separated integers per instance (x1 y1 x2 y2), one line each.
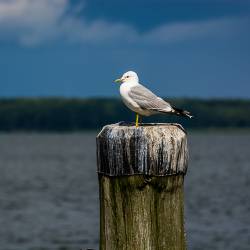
0 0 138 45
143 17 249 44
0 0 68 45
0 0 248 46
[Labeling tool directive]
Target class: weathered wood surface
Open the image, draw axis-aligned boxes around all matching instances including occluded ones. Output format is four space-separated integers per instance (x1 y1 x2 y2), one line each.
96 123 188 250
97 123 188 176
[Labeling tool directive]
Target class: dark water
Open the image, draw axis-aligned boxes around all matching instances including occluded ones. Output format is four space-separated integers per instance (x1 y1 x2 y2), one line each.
0 132 249 250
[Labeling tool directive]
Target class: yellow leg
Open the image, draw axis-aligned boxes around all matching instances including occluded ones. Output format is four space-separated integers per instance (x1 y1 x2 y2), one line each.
135 114 139 127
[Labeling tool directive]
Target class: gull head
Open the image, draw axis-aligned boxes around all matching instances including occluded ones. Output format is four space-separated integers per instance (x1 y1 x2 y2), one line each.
115 71 139 84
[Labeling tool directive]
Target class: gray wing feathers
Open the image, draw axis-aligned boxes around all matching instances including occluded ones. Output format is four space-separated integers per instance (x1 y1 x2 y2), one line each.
129 85 172 112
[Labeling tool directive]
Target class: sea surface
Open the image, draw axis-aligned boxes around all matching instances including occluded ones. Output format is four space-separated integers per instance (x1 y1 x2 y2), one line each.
0 132 249 250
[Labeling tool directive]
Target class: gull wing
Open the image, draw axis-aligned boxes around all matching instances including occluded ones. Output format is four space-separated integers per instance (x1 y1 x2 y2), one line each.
128 84 172 112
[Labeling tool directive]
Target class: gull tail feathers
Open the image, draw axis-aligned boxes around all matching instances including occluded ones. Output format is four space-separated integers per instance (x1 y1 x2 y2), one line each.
172 107 193 119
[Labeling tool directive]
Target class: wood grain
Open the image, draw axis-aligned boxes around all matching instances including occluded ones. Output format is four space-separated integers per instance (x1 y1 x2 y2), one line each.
97 123 188 176
97 123 188 250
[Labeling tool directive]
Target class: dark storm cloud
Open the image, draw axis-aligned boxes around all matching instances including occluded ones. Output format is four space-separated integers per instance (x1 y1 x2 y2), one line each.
0 0 249 46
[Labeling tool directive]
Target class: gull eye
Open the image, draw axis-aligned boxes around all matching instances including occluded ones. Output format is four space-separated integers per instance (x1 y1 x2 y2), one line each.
126 75 129 78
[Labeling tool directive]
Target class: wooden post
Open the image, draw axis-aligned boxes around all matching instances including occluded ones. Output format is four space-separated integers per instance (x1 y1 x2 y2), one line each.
96 123 188 250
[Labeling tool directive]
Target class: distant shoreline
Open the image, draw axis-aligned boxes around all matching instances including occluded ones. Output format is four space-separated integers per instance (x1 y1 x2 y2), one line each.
0 97 249 131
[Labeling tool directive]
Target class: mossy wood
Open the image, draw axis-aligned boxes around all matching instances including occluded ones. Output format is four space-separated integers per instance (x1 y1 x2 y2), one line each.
96 123 188 250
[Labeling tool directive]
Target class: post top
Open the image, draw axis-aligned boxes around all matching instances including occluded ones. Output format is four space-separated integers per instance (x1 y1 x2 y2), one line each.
97 122 186 136
97 123 188 176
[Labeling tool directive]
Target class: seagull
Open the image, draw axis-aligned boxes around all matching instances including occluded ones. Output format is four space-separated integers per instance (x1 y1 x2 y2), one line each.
115 71 193 127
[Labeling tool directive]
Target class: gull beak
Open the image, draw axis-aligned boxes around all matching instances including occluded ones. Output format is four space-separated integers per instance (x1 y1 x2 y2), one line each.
114 78 122 83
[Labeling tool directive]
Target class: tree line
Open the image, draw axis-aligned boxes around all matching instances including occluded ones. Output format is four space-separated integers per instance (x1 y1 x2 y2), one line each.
0 98 249 131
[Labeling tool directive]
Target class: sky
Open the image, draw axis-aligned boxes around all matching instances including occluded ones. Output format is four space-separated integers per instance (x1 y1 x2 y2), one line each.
0 0 250 98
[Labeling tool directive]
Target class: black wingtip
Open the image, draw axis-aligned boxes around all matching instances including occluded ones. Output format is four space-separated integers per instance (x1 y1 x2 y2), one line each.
173 106 193 119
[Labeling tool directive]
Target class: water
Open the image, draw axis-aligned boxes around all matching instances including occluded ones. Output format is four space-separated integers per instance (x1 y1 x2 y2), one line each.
0 132 249 250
